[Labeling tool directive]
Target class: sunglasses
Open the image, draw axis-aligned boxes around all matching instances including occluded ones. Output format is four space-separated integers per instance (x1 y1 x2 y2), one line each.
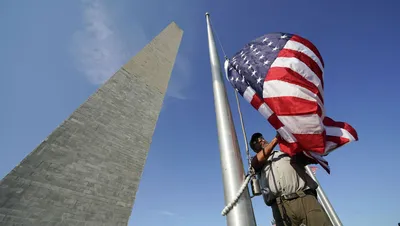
257 137 265 142
252 137 266 145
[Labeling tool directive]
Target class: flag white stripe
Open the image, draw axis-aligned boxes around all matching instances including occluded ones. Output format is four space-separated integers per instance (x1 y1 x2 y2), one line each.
277 126 297 143
278 125 356 152
263 80 325 113
324 141 338 154
223 59 231 81
278 114 324 134
243 86 256 103
258 103 273 119
271 57 324 97
325 126 356 141
284 40 324 72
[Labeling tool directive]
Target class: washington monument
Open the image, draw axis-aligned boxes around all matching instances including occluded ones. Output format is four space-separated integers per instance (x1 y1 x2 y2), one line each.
0 22 183 225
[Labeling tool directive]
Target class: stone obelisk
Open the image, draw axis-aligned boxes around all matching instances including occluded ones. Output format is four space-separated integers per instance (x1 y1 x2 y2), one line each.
0 22 183 226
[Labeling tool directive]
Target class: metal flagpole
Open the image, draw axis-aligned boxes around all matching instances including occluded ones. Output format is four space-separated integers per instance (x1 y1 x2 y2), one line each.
205 12 257 226
305 166 343 226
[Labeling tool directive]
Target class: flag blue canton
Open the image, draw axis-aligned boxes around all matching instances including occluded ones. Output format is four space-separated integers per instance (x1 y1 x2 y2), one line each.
226 32 294 98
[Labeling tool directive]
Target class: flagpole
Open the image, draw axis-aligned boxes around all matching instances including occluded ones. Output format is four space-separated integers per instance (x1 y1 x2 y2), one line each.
305 166 343 226
205 12 257 226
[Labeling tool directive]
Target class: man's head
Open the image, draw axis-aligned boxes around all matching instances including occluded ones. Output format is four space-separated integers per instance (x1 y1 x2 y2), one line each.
250 132 268 153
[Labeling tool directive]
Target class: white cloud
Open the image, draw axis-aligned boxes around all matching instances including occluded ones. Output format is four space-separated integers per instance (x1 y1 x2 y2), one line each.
167 53 192 100
71 0 193 100
71 0 138 84
159 210 176 217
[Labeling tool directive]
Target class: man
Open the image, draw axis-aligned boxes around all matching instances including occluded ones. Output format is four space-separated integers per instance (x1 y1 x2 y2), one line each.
250 132 332 226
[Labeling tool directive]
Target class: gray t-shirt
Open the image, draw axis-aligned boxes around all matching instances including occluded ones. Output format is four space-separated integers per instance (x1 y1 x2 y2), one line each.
259 151 318 196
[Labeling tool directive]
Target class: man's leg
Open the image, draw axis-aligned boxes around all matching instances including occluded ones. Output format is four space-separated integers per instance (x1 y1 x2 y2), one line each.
271 203 285 226
274 198 302 226
299 195 332 226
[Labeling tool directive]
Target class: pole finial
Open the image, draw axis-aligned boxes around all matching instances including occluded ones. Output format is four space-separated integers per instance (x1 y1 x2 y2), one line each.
205 12 210 17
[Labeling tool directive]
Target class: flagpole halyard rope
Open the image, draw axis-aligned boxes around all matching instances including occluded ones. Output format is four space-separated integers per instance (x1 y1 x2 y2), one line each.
234 90 253 170
220 92 256 216
209 17 228 59
221 173 253 216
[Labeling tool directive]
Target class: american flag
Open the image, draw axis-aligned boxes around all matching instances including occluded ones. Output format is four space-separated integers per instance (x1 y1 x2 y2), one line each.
224 32 358 173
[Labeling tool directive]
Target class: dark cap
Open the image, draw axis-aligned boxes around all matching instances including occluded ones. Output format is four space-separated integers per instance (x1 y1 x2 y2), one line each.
249 133 263 152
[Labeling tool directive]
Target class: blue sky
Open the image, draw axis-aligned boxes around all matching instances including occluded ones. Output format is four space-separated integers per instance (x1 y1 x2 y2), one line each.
1 0 399 225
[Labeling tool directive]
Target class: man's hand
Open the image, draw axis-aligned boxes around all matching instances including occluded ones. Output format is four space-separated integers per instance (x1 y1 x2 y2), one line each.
275 131 281 139
251 136 279 172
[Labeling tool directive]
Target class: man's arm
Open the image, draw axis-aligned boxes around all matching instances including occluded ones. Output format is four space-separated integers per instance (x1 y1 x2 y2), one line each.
251 136 279 171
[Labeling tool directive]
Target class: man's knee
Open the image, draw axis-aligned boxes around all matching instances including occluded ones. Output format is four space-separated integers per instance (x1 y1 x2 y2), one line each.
306 208 332 225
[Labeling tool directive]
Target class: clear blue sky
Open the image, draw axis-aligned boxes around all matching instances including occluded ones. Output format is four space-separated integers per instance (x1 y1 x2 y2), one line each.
1 0 399 225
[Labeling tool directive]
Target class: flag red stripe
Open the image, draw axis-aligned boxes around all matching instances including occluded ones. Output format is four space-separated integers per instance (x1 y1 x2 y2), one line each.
264 96 322 117
277 138 300 156
323 117 359 140
277 49 324 88
326 135 350 145
250 93 264 110
267 113 285 130
276 133 326 155
290 35 325 68
265 67 324 103
293 132 326 154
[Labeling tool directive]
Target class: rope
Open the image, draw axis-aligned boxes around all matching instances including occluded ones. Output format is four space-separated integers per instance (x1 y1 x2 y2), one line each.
234 90 252 170
220 92 255 216
221 173 253 216
209 16 227 59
